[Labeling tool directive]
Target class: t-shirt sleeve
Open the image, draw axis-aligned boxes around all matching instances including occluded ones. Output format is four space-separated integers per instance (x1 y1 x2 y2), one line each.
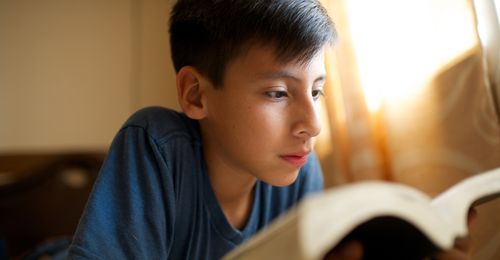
67 126 175 259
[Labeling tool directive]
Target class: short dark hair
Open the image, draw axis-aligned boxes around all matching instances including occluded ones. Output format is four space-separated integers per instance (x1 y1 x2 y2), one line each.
169 0 337 87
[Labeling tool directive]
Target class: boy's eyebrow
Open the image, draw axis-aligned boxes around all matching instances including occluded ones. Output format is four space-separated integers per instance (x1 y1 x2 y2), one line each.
254 70 326 84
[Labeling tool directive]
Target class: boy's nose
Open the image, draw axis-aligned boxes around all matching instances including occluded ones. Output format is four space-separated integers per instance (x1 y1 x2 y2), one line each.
292 98 322 139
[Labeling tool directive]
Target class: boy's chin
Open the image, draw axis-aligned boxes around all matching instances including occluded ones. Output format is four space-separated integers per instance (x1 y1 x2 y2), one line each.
260 169 300 187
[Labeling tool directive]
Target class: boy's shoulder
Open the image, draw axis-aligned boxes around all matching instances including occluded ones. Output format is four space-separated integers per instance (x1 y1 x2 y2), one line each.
121 106 200 143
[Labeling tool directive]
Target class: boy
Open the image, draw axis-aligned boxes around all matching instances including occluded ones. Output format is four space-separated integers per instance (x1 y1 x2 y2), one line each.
68 0 331 259
67 0 473 259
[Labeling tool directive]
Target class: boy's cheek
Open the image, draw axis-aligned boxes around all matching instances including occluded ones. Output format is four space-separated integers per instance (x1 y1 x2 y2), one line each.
311 137 318 147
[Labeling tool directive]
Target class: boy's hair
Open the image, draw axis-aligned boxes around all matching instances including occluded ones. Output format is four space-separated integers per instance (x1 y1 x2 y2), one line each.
169 0 337 87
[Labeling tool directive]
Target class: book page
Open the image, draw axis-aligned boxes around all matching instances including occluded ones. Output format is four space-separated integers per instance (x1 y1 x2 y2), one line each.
431 167 500 239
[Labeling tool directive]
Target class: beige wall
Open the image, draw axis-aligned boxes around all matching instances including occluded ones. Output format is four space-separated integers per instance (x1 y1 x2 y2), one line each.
0 0 179 152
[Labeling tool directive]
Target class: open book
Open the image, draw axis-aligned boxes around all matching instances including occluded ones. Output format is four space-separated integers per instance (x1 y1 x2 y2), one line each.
223 167 500 260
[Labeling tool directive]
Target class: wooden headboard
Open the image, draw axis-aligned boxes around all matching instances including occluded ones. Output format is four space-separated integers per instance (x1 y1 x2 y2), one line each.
0 152 105 258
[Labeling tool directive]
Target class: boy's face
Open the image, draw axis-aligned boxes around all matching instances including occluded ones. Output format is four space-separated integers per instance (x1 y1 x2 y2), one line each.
200 45 326 186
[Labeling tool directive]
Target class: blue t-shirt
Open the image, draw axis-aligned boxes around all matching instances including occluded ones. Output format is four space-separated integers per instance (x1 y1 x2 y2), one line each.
67 107 323 259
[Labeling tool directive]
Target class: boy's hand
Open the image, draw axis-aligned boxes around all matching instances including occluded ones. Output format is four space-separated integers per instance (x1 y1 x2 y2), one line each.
324 240 363 260
432 207 477 260
324 208 477 260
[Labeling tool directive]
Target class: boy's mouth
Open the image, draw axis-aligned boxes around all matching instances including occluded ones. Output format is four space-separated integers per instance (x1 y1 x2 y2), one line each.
280 152 309 167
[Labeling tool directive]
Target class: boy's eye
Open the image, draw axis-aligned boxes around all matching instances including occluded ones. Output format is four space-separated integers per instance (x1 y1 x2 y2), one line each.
312 89 325 101
266 90 288 100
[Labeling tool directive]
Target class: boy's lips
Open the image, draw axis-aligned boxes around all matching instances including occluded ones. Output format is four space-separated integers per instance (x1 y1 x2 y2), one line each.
280 152 310 167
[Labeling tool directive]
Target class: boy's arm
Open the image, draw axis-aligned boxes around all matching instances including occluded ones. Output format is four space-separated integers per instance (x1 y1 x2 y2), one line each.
67 126 175 259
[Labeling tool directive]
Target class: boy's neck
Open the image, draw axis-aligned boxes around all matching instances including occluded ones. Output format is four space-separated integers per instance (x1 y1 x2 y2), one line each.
207 164 257 230
202 149 257 230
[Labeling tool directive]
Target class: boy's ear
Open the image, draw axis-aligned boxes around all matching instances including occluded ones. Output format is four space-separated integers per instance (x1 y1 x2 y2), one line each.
176 66 208 120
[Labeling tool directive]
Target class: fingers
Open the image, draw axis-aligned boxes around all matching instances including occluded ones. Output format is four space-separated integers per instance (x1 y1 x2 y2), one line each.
324 240 363 260
326 208 478 260
432 248 470 260
431 208 477 260
453 236 473 255
337 240 363 260
467 207 477 231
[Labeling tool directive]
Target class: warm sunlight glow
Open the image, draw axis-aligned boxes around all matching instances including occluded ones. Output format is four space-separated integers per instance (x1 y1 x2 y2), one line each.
475 0 500 50
496 0 500 23
344 0 477 112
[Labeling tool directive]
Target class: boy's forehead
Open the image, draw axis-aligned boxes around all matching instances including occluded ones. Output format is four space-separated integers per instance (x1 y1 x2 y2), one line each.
222 43 327 83
228 43 325 73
